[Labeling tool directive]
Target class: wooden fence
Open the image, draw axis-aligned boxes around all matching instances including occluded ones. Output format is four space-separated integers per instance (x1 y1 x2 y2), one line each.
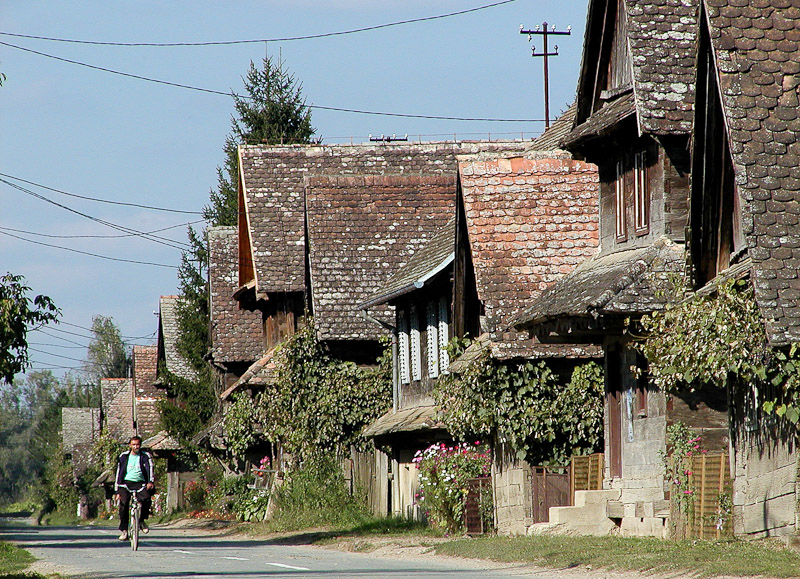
571 453 604 497
531 466 570 523
671 452 732 539
464 477 493 534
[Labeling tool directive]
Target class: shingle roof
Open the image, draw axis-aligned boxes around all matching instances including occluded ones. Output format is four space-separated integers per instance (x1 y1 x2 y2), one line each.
101 378 134 443
705 0 800 346
563 91 637 146
514 237 685 328
132 345 158 398
134 398 161 440
208 227 263 364
362 405 446 438
62 407 101 449
360 219 455 309
306 174 457 340
530 103 578 151
627 0 700 134
458 153 603 359
570 0 698 144
460 154 601 327
239 141 531 298
158 296 198 381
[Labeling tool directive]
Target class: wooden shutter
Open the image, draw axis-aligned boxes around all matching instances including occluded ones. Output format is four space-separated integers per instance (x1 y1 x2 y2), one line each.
426 301 439 379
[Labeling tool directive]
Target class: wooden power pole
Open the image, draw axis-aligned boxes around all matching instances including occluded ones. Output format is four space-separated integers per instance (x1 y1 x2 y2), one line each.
520 22 571 129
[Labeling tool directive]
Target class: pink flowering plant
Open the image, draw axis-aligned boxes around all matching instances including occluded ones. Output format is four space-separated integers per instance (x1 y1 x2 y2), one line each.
662 422 708 537
413 441 491 534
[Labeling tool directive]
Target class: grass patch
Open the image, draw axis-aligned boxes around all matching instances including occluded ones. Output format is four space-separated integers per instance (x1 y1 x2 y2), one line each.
0 541 35 575
436 534 800 577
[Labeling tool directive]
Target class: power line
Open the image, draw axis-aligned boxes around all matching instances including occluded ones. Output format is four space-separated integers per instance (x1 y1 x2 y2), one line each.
60 320 156 341
0 40 543 123
0 172 203 215
0 220 203 241
0 229 180 269
34 328 89 347
0 1 519 46
0 177 191 251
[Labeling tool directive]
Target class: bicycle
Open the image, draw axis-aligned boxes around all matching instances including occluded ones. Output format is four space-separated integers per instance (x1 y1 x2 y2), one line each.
119 484 145 551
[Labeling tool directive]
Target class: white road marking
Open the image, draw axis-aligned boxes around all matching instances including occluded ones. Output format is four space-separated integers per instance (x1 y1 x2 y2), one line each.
173 550 196 555
266 562 311 571
221 556 249 561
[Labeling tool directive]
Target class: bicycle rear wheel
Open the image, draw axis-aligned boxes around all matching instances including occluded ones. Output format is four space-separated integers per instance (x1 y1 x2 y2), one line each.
130 504 140 551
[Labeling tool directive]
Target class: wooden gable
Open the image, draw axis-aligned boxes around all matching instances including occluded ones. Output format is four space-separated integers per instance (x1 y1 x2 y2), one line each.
575 0 632 126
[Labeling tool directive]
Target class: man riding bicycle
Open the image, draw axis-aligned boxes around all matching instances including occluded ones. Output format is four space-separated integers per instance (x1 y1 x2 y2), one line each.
115 435 155 541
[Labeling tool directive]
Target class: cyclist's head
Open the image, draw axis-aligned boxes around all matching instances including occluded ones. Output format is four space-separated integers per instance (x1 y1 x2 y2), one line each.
129 436 142 452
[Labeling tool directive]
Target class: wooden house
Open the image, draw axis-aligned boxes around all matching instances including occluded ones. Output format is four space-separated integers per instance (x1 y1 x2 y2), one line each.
688 0 800 538
513 0 731 537
207 226 264 397
227 141 530 510
361 134 602 532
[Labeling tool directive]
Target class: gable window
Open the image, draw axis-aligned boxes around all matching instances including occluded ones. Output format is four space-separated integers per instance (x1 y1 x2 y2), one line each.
634 151 649 234
615 160 627 241
398 310 410 384
607 0 632 91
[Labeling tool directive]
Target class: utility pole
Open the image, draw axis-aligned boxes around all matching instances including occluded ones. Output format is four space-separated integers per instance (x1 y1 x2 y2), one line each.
520 22 571 129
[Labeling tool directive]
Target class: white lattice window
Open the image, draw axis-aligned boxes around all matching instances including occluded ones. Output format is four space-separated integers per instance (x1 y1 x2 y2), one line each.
438 296 450 373
615 160 626 240
426 301 439 379
634 151 649 233
398 310 410 384
409 305 422 382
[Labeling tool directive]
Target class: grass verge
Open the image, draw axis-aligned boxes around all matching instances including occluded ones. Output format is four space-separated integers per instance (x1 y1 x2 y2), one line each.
0 540 51 578
436 534 800 578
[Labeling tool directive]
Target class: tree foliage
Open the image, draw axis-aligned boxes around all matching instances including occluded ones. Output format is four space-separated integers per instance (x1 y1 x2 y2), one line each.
635 278 800 425
434 340 604 465
83 315 131 383
0 371 93 505
0 273 60 384
224 322 391 461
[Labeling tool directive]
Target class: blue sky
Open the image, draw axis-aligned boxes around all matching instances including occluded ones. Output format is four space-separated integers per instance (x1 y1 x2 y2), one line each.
0 0 589 381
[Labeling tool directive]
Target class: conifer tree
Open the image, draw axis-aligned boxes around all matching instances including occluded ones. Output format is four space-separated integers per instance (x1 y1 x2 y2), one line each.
161 56 314 441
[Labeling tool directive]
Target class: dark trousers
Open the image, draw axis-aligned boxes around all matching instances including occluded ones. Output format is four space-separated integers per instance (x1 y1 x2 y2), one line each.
118 482 152 531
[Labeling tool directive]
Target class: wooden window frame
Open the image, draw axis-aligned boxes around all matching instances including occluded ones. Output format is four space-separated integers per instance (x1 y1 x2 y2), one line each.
634 150 650 235
615 160 627 241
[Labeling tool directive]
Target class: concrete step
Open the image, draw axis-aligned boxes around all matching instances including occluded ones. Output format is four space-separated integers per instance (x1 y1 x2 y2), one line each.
573 489 620 507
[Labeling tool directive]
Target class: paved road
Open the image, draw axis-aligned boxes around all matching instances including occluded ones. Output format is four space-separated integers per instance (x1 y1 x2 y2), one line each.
1 520 553 578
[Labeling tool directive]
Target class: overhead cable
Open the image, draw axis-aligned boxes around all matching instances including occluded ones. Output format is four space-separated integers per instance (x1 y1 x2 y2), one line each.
0 220 202 241
0 1 519 46
0 40 542 123
0 172 202 214
0 229 179 269
0 177 191 251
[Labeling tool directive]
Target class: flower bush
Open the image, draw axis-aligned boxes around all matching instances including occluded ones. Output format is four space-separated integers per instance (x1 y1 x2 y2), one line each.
414 442 491 534
183 480 208 511
663 422 708 538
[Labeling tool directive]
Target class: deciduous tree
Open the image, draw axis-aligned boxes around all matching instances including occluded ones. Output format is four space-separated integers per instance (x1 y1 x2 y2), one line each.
0 273 59 384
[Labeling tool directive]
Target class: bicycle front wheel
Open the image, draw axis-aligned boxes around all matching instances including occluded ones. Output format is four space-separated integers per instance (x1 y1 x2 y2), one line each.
130 505 140 551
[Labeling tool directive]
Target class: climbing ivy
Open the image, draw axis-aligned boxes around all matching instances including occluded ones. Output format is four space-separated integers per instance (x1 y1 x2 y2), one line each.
433 339 604 465
634 278 800 424
224 321 391 462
